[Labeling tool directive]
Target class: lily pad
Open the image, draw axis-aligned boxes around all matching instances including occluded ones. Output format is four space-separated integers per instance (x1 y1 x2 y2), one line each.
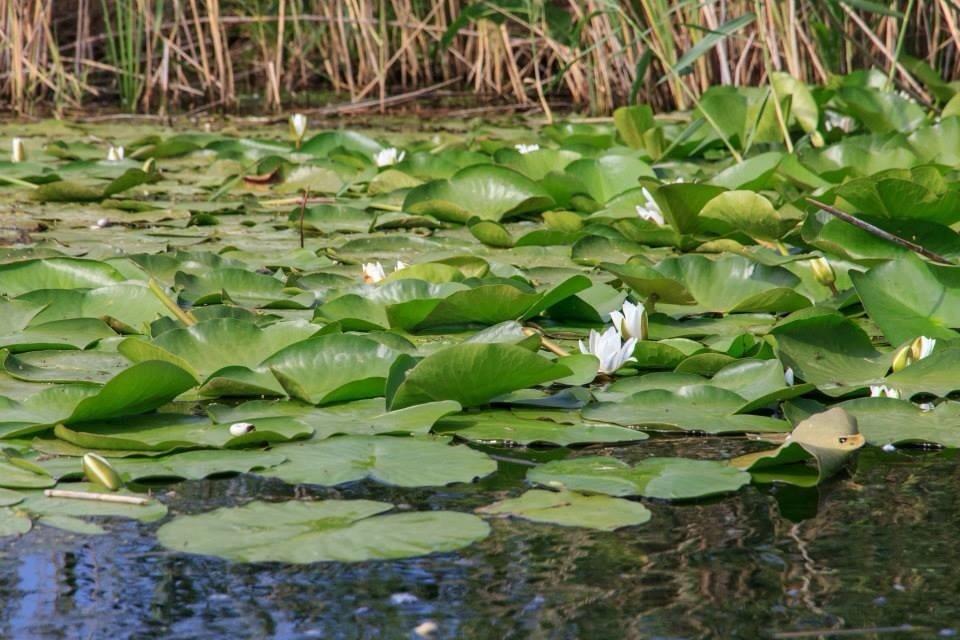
157 499 490 563
529 456 751 500
477 489 651 531
263 435 496 487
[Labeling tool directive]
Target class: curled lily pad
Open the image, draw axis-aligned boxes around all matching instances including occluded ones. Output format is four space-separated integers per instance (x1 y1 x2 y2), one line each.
529 456 750 500
477 489 651 531
157 499 490 563
731 407 864 486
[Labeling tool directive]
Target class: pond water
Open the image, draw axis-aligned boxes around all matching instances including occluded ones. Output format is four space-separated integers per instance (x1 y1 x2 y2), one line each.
2 443 957 639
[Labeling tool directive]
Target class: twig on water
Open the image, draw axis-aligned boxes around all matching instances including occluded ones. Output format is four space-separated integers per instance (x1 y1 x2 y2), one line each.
805 198 954 266
44 489 151 506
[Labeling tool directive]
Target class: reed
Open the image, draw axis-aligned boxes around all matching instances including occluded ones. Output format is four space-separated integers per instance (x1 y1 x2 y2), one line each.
1 0 957 115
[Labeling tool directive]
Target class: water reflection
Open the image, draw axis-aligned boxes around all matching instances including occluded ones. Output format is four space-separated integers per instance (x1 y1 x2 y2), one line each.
1 446 958 639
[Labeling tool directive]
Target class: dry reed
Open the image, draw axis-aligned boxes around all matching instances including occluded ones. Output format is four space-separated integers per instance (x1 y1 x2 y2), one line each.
0 0 957 115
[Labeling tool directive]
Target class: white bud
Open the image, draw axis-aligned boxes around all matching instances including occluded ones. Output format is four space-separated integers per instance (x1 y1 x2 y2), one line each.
10 137 25 163
229 422 256 437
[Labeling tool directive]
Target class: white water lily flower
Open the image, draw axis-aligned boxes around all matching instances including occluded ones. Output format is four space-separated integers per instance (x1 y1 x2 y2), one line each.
10 137 25 163
917 402 935 412
609 300 647 341
579 326 637 375
289 113 308 145
784 367 795 386
106 145 124 162
514 143 540 154
911 336 936 361
394 260 409 271
869 385 901 400
881 443 896 453
825 111 855 133
362 262 387 284
375 147 405 167
634 187 664 225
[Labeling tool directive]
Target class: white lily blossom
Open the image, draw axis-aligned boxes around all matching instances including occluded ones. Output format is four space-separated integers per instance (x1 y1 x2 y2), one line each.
869 385 901 400
375 147 405 167
515 143 540 154
10 137 25 163
825 111 855 133
881 443 896 453
579 326 637 375
784 367 795 386
362 262 387 284
609 300 647 341
106 145 124 162
395 260 409 271
912 336 936 361
917 402 935 412
635 187 664 225
289 113 308 144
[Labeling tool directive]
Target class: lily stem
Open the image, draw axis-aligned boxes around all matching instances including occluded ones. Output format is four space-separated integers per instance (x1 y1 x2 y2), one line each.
522 327 570 358
148 278 197 326
298 187 310 249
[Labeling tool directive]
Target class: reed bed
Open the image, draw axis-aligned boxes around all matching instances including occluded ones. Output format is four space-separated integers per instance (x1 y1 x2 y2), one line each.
1 0 958 115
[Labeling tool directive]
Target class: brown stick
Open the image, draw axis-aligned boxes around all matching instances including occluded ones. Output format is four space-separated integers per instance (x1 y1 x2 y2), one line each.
44 489 151 506
805 198 954 266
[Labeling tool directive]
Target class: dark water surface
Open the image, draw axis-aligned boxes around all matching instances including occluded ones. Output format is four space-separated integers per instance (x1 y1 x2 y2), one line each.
2 441 958 640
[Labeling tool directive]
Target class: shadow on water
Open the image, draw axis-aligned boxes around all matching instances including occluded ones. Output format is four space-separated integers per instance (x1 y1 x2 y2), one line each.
0 443 958 640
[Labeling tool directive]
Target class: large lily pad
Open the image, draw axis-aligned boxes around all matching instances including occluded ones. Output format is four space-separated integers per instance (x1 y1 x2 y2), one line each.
262 435 496 487
529 456 751 500
157 499 489 563
387 343 572 410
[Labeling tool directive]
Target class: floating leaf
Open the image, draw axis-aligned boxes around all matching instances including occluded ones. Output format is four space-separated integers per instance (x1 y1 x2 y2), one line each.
157 500 489 563
478 489 651 531
263 435 496 487
529 456 750 500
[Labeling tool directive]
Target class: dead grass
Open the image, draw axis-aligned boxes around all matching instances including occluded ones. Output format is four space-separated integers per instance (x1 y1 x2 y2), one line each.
0 0 956 115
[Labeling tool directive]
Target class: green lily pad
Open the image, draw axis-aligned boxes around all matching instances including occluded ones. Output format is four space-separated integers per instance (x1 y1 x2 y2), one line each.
264 333 401 405
387 343 572 410
435 410 646 446
851 254 960 344
583 387 790 434
263 435 496 487
157 499 489 563
477 489 651 531
404 165 553 223
529 456 750 500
